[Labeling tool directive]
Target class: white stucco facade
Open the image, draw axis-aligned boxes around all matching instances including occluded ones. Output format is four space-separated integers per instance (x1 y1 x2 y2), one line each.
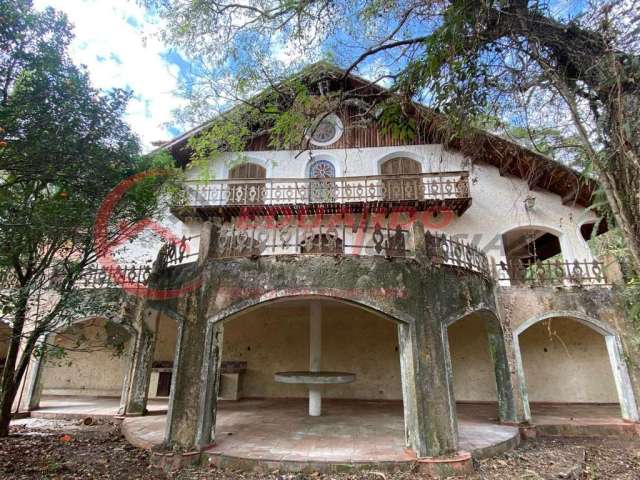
130 144 598 269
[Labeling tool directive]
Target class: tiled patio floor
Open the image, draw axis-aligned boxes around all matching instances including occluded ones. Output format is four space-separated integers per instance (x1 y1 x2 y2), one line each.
33 395 168 418
29 396 631 465
122 398 519 462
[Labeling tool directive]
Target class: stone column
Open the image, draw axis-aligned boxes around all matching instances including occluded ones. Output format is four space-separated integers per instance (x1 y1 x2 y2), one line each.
164 286 223 450
195 321 224 448
605 334 639 422
398 316 458 458
495 298 533 424
198 220 221 267
397 221 458 457
23 336 48 411
13 333 49 413
309 301 322 417
120 306 159 416
485 316 520 424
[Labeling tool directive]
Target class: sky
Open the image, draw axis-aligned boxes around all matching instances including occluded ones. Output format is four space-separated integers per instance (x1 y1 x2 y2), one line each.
34 0 188 152
30 0 595 154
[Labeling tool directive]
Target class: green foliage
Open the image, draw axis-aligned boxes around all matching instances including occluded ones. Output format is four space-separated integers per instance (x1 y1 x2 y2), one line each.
0 1 174 419
377 102 417 143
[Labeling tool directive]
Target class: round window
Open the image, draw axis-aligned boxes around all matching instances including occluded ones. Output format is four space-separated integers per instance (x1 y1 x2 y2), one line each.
309 114 343 146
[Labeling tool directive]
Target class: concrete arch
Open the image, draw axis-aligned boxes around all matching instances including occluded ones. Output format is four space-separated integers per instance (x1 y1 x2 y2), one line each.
513 311 639 422
498 222 575 263
32 315 135 409
149 304 185 326
51 314 136 339
575 218 599 261
445 307 519 423
207 289 413 327
514 310 616 337
443 306 499 328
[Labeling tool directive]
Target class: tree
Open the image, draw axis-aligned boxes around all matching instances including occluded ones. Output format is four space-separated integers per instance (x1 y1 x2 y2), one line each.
145 0 640 274
0 0 173 435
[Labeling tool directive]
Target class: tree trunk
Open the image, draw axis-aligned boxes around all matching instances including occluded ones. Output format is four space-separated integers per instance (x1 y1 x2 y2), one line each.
595 85 640 275
0 294 29 437
467 2 640 275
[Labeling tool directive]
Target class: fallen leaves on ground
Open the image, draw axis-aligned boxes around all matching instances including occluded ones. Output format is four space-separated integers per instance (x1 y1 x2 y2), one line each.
2 419 639 479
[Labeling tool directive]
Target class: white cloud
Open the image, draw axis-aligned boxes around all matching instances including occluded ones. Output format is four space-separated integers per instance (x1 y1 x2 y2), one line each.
34 0 185 151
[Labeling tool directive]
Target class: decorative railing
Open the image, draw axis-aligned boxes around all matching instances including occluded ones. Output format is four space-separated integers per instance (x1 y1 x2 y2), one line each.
425 232 491 277
0 265 153 290
495 259 609 287
155 234 200 268
216 219 412 258
78 265 152 289
181 171 470 207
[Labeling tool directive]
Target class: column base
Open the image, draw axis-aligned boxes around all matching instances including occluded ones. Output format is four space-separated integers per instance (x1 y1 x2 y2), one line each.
417 451 473 477
309 387 321 416
519 424 538 440
151 450 202 472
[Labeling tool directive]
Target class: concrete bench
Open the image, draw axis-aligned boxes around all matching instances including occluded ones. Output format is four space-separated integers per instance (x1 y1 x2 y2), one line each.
149 360 247 400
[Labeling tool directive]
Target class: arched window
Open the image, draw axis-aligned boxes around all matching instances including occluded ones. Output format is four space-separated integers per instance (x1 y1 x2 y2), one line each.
228 162 266 205
380 157 423 201
308 159 336 203
501 227 562 285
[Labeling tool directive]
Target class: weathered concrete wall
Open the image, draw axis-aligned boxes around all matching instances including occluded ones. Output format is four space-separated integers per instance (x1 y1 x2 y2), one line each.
448 314 498 402
498 286 625 333
520 317 618 403
498 286 639 417
152 241 508 454
41 318 130 396
222 300 402 400
153 313 178 362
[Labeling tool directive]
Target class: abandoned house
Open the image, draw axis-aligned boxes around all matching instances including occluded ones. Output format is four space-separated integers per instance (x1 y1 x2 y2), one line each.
5 65 640 472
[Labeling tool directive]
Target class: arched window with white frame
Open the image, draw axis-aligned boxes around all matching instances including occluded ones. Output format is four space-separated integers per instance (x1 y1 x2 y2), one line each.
307 158 336 203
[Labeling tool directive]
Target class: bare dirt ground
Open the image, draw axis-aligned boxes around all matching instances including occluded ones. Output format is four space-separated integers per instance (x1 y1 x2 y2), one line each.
1 418 639 479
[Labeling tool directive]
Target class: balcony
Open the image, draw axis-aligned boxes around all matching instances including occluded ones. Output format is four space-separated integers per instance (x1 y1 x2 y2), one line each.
205 220 492 278
494 258 610 287
173 171 471 220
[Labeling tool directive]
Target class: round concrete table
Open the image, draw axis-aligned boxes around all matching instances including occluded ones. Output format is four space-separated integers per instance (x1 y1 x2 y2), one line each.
274 371 356 385
277 301 357 417
274 371 356 416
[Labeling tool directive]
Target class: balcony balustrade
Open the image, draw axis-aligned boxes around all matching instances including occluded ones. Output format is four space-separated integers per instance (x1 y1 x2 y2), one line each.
1 236 611 293
211 220 493 278
494 258 610 287
215 219 413 259
174 171 471 219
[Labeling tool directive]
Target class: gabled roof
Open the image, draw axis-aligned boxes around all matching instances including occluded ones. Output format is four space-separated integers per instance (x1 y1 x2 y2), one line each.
158 62 597 208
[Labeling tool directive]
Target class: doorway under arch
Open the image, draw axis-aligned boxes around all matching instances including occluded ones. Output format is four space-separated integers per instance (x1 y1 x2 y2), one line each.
40 317 132 398
227 162 267 205
513 314 639 422
445 309 518 425
380 156 423 201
